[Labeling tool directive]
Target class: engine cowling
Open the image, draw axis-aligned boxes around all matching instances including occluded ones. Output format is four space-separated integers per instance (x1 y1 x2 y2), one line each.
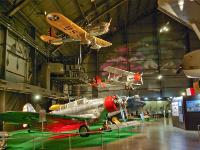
104 96 118 112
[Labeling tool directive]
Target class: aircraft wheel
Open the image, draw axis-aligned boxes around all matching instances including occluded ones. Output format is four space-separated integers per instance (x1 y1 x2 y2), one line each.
79 125 90 137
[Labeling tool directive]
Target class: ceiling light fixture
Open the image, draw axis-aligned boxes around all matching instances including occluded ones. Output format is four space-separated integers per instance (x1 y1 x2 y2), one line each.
160 22 170 33
157 75 163 80
178 0 184 11
181 92 186 96
34 94 41 100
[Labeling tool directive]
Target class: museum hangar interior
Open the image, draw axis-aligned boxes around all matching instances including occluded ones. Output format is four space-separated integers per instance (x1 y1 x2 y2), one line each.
0 0 200 150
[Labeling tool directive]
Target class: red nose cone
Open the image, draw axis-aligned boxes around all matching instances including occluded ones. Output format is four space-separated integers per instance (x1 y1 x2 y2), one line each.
104 96 118 112
134 73 141 81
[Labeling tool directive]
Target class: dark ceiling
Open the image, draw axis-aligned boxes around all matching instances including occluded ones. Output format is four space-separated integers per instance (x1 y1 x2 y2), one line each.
0 0 157 56
2 0 198 98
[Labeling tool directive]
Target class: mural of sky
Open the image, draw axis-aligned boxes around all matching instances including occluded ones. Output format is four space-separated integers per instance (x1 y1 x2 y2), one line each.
99 35 184 79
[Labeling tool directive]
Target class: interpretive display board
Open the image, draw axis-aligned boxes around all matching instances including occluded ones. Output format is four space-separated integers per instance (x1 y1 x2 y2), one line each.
171 96 184 129
39 110 46 122
172 96 200 130
172 102 179 116
186 100 200 112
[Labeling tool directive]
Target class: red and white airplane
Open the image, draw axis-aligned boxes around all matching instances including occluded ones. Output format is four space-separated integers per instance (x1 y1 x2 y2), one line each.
40 12 112 49
103 66 143 90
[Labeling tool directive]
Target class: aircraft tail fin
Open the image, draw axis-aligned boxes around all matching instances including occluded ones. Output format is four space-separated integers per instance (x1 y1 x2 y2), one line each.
22 103 36 112
22 103 36 128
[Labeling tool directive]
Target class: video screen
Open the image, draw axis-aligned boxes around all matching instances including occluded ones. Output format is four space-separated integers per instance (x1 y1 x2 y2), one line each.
186 100 200 112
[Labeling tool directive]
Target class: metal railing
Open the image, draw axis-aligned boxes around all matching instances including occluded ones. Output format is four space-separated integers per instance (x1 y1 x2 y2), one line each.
198 124 200 140
0 123 142 150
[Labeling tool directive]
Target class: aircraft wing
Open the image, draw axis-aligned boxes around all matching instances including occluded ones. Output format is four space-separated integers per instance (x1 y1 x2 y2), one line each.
0 111 91 124
46 12 112 48
104 66 134 76
46 12 87 40
95 37 112 47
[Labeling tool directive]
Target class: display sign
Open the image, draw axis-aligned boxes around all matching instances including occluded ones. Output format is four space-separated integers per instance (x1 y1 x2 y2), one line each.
172 102 179 116
39 110 46 122
186 100 200 112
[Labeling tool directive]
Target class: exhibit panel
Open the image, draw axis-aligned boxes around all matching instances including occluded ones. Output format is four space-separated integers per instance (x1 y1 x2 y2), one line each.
171 96 185 129
172 95 200 131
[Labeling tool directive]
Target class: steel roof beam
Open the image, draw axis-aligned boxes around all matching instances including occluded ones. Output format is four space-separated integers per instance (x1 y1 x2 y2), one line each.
134 0 141 19
0 15 48 56
7 0 43 35
53 0 65 15
8 0 31 17
89 0 127 24
75 0 89 24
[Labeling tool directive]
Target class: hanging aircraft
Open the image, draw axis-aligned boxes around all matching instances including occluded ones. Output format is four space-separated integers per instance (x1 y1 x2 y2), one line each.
85 19 112 36
40 12 112 49
103 66 143 90
0 96 130 138
177 49 200 78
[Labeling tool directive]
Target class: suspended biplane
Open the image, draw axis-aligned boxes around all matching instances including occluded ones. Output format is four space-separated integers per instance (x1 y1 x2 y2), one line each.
40 12 112 49
103 66 143 90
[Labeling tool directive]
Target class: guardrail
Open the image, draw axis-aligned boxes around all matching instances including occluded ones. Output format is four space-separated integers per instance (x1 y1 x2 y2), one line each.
198 124 200 140
0 123 142 150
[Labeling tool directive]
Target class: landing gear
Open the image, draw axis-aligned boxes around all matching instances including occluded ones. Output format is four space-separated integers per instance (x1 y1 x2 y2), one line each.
79 125 90 137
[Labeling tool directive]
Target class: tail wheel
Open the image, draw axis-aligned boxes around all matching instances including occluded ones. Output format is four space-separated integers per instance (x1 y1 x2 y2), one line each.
79 125 90 137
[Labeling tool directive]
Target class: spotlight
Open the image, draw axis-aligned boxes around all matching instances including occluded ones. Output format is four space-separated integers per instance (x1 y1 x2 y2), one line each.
157 97 161 100
181 92 186 96
178 0 184 11
157 75 163 80
144 97 148 100
34 94 41 100
44 11 47 15
160 22 170 33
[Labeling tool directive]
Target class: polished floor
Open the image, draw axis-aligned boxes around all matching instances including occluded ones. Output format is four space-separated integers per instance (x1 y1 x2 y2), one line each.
74 118 200 150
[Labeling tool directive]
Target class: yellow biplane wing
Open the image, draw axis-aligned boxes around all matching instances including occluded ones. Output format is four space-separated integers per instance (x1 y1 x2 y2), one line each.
43 12 112 48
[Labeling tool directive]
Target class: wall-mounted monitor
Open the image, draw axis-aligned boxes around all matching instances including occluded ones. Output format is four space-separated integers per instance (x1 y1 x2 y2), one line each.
186 100 200 112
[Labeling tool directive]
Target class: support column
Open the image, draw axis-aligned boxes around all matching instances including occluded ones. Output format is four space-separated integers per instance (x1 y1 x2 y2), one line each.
30 26 37 85
152 10 162 97
0 26 7 79
0 90 6 130
184 27 193 87
96 51 99 76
